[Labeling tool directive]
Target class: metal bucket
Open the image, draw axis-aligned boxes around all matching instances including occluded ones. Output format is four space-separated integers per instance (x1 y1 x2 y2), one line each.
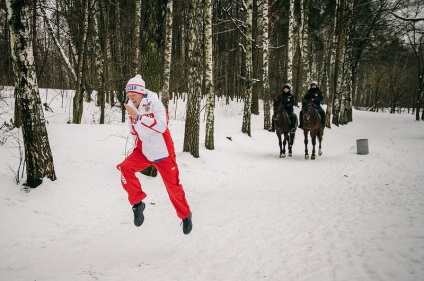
356 139 369 155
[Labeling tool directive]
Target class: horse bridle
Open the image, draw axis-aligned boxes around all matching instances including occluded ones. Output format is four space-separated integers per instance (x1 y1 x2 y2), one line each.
303 100 319 124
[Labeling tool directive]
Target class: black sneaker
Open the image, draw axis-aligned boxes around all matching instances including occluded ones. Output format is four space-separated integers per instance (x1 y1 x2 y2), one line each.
182 213 193 235
132 202 145 227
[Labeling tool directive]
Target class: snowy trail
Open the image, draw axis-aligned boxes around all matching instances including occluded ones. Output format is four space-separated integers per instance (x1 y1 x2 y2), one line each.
1 97 424 281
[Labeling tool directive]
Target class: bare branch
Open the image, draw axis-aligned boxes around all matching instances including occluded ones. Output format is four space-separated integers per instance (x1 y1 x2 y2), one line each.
390 12 424 22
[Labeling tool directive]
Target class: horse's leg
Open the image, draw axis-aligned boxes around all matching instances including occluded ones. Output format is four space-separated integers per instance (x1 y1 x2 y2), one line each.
318 127 324 156
304 130 309 160
278 133 284 158
281 133 287 158
311 131 317 160
288 130 295 157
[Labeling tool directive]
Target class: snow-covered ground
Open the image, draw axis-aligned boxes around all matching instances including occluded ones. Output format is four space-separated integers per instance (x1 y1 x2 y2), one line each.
0 88 423 281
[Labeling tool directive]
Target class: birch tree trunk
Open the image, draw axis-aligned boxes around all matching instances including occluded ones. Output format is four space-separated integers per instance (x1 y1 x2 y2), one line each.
242 0 254 137
133 0 141 75
261 0 271 130
324 2 338 129
6 0 57 187
300 0 310 93
332 0 345 126
40 4 77 82
93 13 106 124
287 0 295 84
251 0 259 115
183 0 202 158
407 25 424 121
204 0 215 150
161 0 173 109
100 0 112 107
72 0 90 124
339 0 353 125
113 0 125 122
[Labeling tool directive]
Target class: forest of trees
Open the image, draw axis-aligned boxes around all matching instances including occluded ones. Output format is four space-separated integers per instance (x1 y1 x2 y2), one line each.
0 0 423 186
1 0 423 117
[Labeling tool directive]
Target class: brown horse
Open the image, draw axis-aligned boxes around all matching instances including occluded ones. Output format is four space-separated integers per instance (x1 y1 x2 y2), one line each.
301 99 324 160
274 100 297 158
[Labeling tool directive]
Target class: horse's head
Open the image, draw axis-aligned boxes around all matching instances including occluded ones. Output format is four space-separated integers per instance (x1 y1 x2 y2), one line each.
273 97 284 113
302 99 319 125
302 99 312 120
273 98 290 130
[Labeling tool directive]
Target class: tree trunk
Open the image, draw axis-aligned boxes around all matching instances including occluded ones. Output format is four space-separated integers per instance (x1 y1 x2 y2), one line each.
112 0 126 122
183 0 202 158
251 0 259 115
300 0 310 94
204 0 215 150
93 13 105 124
339 0 353 125
161 0 173 109
133 0 141 75
324 2 338 129
332 0 345 126
287 0 295 85
32 0 37 74
6 0 57 187
261 0 271 130
40 5 77 82
72 0 90 124
242 0 253 137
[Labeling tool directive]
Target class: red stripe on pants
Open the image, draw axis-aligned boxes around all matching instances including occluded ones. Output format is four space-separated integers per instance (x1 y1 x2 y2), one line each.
117 148 191 219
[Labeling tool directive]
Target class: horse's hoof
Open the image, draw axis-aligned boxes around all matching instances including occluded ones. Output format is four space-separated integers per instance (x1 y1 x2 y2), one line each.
280 154 286 158
311 155 316 160
318 149 322 156
305 155 309 160
289 153 292 157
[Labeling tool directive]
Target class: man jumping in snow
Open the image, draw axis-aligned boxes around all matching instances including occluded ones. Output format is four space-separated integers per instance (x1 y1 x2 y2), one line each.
117 74 192 235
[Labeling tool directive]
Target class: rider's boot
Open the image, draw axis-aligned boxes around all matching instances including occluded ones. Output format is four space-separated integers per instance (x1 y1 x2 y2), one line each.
298 112 303 129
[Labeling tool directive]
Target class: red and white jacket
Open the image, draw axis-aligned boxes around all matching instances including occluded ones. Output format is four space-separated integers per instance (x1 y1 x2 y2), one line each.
127 90 175 162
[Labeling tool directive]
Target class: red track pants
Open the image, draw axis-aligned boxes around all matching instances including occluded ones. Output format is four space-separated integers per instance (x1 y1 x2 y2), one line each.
117 148 191 219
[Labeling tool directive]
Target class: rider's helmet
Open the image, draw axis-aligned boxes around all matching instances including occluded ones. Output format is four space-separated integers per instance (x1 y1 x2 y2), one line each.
310 81 318 86
283 83 291 90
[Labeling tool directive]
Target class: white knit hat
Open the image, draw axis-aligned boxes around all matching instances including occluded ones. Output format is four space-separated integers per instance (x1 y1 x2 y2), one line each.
126 74 146 95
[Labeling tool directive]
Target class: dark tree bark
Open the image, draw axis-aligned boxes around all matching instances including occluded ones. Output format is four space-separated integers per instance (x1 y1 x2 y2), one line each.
6 0 57 187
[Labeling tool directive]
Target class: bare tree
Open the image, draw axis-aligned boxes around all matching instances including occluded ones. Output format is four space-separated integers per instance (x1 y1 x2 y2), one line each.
133 0 141 75
285 0 295 86
204 0 215 150
68 0 91 124
332 0 345 126
241 0 254 136
161 0 173 109
261 0 271 130
39 3 77 82
405 18 424 120
6 0 56 187
300 0 310 94
183 0 202 157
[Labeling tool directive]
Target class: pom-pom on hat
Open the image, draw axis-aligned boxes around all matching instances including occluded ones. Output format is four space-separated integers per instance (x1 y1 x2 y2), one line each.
126 74 146 95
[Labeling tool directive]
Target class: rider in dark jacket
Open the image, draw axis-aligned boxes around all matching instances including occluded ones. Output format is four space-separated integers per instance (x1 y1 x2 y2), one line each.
298 81 326 129
269 83 297 132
